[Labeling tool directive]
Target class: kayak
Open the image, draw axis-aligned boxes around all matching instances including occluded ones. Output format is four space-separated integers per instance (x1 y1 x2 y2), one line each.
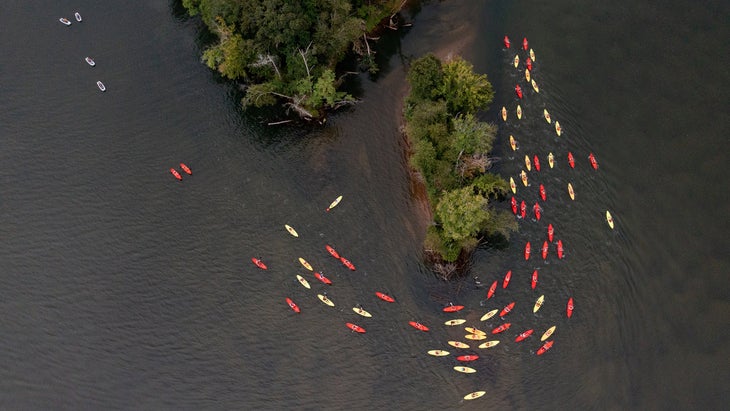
503 35 510 48
515 84 523 99
513 54 519 68
448 341 470 349
85 57 95 66
445 319 467 326
566 297 574 318
251 258 267 270
557 239 564 259
465 327 486 336
75 12 82 22
491 323 511 334
541 240 549 260
520 200 527 219
522 37 529 51
606 210 615 229
170 168 182 181
284 224 298 237
534 202 541 221
326 195 342 212
499 302 515 317
296 274 311 289
317 294 334 307
514 329 534 342
501 106 507 122
537 340 554 356
456 355 479 362
375 291 395 303
509 135 517 151
524 155 531 171
325 245 340 259
589 153 599 170
531 270 539 289
531 79 539 93
534 295 545 313
298 257 313 271
526 57 533 71
314 272 332 285
517 105 522 120
428 350 450 357
568 183 575 200
534 155 541 171
453 366 476 374
443 305 464 313
503 270 512 289
464 391 486 401
59 17 72 26
97 81 106 92
525 68 531 82
520 170 528 186
524 241 531 260
510 196 517 215
543 109 551 123
541 325 556 341
509 177 517 194
478 340 500 349
530 48 536 61
180 163 192 175
464 333 486 341
340 257 356 271
487 280 497 299
548 152 555 168
409 321 429 332
286 297 300 313
346 323 366 333
568 152 575 168
480 309 498 321
353 306 372 317
555 121 562 136
547 224 554 242
539 184 546 201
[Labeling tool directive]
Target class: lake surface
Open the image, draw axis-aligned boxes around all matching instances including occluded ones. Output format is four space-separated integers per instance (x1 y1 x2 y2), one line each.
1 0 727 409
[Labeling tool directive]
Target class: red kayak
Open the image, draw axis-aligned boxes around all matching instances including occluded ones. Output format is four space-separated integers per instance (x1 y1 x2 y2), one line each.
515 84 523 99
170 168 182 181
542 241 549 260
557 240 564 259
499 302 515 317
376 291 395 303
409 321 429 332
524 241 531 260
539 184 547 201
179 163 192 175
503 270 512 289
346 323 366 333
537 340 554 355
533 155 540 171
443 304 464 313
566 297 574 318
526 57 533 71
251 258 267 270
340 257 356 271
534 202 542 221
503 35 511 48
456 355 479 362
511 196 518 215
286 297 300 313
487 280 498 299
314 272 332 285
520 200 527 219
515 329 534 342
492 323 511 334
522 37 529 51
568 152 575 168
589 153 599 170
325 245 341 259
547 224 554 242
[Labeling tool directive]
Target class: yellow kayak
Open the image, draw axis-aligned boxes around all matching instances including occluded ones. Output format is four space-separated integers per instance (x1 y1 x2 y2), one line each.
516 104 522 119
298 257 313 271
555 121 562 136
444 319 466 326
501 106 507 122
284 224 299 237
509 135 517 151
606 210 615 229
448 341 470 349
548 152 555 168
352 306 372 317
543 109 551 123
480 309 498 321
541 326 556 341
525 155 532 171
317 294 334 307
520 170 528 186
509 177 516 194
513 54 519 68
454 366 476 374
525 68 531 82
531 79 539 93
326 195 342 212
427 350 450 357
533 295 545 313
464 333 487 341
296 274 311 289
568 183 575 200
464 327 486 335
530 48 536 61
464 391 486 400
478 340 500 349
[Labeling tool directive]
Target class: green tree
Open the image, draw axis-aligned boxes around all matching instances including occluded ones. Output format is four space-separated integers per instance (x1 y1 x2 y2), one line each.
435 186 490 243
407 54 444 102
440 57 494 115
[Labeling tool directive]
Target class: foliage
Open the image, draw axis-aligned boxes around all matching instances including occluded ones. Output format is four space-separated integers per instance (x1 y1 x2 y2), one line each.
440 57 494 115
406 54 443 102
435 186 490 243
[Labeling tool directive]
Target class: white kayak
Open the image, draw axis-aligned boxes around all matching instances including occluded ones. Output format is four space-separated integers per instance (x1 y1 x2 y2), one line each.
85 57 95 67
97 81 106 92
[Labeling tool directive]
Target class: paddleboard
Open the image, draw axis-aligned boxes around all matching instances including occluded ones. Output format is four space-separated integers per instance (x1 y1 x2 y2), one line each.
346 323 366 333
525 155 531 171
530 48 536 61
448 341 470 349
453 366 476 374
298 257 313 271
480 309 498 321
464 391 486 400
543 109 551 123
606 210 615 229
555 121 562 136
326 195 342 212
514 329 534 342
548 152 555 168
428 350 450 357
464 334 487 341
478 340 500 349
541 326 556 341
501 106 507 122
520 170 528 186
568 183 575 200
352 306 372 317
375 291 395 303
286 297 300 313
509 177 516 194
284 224 299 237
516 104 522 119
537 340 554 356
525 68 531 82
317 294 334 307
531 79 539 93
296 274 311 289
465 327 486 336
509 135 517 151
513 54 519 68
445 319 467 326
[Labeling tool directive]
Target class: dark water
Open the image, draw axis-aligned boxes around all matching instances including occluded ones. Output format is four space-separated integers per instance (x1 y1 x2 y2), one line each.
1 0 727 409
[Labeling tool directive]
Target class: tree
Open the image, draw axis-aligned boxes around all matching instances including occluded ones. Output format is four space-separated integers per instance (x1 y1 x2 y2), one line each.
440 57 494 115
435 186 490 243
407 54 444 102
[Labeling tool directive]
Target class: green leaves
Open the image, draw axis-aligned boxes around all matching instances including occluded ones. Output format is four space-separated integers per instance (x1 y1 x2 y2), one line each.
436 187 490 243
440 57 494 115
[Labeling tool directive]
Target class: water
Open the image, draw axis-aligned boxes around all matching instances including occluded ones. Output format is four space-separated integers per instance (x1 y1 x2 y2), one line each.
0 0 727 409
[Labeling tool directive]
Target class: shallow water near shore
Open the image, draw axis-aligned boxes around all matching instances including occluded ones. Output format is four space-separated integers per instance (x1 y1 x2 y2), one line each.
0 0 727 409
